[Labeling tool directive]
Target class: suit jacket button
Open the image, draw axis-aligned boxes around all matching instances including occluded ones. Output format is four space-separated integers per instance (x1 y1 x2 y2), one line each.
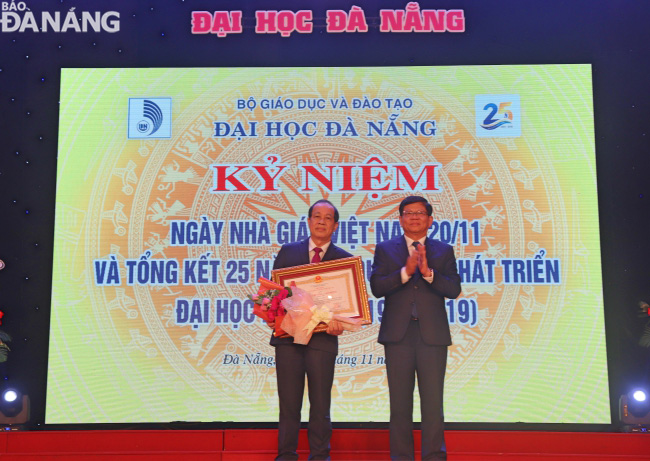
414 285 418 289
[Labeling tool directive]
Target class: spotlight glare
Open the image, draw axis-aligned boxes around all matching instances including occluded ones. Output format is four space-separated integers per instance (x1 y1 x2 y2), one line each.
0 388 29 424
632 390 647 402
3 390 18 403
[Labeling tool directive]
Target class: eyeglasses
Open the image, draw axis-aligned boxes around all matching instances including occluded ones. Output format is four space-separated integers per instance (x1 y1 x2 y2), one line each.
402 211 429 217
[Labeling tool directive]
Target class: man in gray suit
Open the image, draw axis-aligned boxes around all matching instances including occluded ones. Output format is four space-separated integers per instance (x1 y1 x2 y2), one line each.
370 196 461 460
269 199 351 460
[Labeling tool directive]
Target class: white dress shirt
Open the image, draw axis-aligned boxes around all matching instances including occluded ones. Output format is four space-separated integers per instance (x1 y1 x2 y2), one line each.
309 238 331 262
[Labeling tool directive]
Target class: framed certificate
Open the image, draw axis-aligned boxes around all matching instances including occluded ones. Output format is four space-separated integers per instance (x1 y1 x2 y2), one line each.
272 256 371 333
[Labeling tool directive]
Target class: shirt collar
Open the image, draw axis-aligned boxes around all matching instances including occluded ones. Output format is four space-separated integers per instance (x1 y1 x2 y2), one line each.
309 238 331 255
404 235 425 248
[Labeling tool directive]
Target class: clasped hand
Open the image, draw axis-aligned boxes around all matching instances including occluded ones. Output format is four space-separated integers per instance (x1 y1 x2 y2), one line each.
405 243 429 277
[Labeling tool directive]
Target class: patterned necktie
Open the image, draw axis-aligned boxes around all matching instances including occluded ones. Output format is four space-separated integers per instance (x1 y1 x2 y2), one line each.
312 247 322 263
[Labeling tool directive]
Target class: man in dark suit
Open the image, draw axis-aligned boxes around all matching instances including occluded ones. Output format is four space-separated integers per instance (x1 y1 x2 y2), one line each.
370 196 461 461
269 199 352 461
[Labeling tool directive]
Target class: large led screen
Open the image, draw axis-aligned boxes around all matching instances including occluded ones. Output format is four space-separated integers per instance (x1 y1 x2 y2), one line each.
46 66 609 424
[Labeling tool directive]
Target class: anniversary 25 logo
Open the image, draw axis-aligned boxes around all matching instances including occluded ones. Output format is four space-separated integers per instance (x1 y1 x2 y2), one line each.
0 2 120 33
475 94 521 137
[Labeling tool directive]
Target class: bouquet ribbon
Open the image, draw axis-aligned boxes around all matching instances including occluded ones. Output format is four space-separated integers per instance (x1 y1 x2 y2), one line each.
297 305 333 342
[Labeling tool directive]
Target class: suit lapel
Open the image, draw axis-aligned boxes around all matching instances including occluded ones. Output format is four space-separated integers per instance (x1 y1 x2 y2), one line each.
424 237 438 264
299 238 311 265
322 242 338 262
396 236 410 266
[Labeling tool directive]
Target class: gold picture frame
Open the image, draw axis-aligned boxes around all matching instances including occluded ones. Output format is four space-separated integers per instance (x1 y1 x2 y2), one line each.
272 256 371 333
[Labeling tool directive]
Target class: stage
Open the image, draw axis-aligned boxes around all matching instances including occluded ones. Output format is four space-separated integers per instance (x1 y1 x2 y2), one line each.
0 429 648 460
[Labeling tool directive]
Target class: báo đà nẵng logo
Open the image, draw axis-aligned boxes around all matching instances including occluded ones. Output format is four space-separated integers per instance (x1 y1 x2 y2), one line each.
0 2 119 33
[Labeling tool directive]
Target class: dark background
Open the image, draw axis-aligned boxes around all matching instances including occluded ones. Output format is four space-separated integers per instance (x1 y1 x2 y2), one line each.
0 0 648 429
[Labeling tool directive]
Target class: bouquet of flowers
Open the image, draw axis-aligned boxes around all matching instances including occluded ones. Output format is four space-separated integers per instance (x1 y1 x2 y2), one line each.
280 287 362 345
249 278 293 337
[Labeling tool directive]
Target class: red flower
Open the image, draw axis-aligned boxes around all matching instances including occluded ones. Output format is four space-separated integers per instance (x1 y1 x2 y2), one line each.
249 280 292 328
270 289 289 315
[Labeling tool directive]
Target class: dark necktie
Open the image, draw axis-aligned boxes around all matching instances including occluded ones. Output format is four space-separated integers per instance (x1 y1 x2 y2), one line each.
312 247 322 263
411 241 420 318
412 241 422 272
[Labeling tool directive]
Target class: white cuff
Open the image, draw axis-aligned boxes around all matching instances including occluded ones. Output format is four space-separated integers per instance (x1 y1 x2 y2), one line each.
400 266 411 284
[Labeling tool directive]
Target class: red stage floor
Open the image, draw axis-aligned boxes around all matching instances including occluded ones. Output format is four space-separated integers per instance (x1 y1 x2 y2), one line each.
0 429 648 460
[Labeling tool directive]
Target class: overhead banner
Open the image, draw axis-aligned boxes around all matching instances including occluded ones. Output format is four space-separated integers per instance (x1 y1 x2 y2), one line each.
47 65 609 424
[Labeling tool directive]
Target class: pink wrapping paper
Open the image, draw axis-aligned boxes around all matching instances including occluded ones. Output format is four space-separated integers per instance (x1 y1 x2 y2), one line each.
281 287 362 345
